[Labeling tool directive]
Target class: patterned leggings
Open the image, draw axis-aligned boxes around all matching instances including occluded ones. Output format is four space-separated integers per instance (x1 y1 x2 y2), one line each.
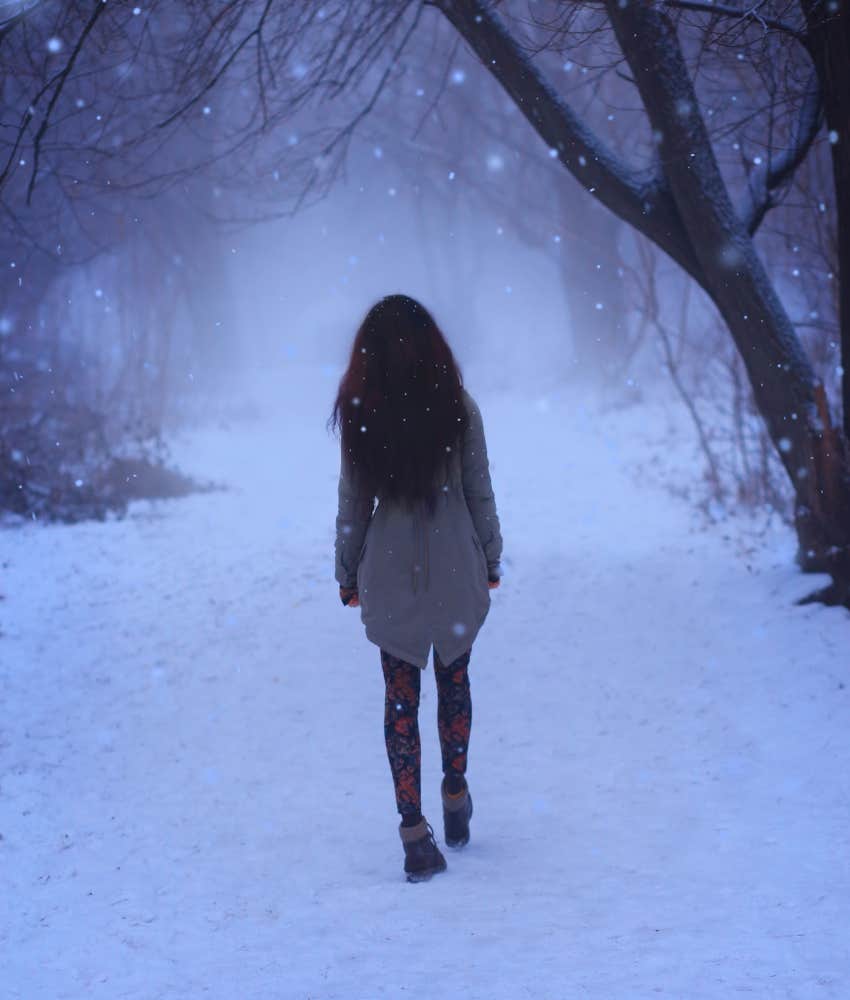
380 646 472 820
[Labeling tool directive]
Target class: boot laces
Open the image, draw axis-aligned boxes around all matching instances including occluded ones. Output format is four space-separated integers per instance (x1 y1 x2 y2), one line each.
414 820 440 856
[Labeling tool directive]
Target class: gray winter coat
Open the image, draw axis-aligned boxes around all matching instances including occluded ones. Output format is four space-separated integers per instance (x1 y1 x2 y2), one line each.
334 387 502 669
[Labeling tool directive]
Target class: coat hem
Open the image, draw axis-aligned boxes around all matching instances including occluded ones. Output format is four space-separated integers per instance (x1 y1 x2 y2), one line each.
364 628 430 670
432 610 487 666
363 603 489 672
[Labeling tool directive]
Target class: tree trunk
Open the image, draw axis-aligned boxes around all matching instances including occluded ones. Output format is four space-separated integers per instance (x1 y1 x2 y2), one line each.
605 1 850 586
801 0 850 441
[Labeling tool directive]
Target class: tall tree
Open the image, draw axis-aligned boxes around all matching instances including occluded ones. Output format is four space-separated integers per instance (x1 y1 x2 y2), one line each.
431 0 849 601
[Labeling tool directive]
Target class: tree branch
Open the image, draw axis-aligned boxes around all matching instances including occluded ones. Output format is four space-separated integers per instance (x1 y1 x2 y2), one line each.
742 70 823 234
662 0 806 42
25 1 107 205
156 0 275 129
0 0 42 46
428 0 707 285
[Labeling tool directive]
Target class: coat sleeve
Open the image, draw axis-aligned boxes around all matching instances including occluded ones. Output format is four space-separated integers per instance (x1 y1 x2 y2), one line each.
461 394 503 581
334 447 375 590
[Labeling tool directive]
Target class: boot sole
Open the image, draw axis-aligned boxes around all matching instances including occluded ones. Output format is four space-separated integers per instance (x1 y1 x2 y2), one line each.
405 859 448 883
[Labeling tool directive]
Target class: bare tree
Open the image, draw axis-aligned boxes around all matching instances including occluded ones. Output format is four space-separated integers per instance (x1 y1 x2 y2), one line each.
430 0 849 603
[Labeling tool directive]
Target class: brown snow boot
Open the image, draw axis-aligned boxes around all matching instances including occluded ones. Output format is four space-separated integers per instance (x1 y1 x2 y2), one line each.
442 776 473 848
399 818 447 883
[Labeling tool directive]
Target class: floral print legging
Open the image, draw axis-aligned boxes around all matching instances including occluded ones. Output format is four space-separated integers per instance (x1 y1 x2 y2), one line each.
380 646 472 820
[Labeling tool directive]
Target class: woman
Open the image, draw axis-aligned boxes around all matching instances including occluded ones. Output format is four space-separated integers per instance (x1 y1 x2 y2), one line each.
329 294 503 883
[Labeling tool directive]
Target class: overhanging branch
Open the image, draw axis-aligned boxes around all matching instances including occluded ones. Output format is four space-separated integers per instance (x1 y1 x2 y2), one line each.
742 70 823 234
428 0 706 285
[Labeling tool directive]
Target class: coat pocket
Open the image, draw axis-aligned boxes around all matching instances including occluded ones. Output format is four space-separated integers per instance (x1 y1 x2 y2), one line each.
355 541 368 594
470 532 487 572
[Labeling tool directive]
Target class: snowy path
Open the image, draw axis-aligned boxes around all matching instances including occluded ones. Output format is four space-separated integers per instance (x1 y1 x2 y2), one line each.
2 363 849 999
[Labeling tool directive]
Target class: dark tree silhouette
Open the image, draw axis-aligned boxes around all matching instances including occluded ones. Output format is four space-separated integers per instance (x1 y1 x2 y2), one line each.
431 0 850 603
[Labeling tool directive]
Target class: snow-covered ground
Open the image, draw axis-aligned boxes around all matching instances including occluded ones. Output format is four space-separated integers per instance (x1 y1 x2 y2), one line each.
2 361 849 999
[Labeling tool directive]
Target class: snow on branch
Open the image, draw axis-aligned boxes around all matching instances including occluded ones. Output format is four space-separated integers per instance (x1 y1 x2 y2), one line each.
430 0 706 284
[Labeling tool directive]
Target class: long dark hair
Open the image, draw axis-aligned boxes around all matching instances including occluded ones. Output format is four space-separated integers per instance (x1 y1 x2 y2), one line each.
328 294 470 516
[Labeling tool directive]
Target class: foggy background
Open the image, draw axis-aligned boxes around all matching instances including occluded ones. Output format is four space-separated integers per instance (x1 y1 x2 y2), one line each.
4 0 843 533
